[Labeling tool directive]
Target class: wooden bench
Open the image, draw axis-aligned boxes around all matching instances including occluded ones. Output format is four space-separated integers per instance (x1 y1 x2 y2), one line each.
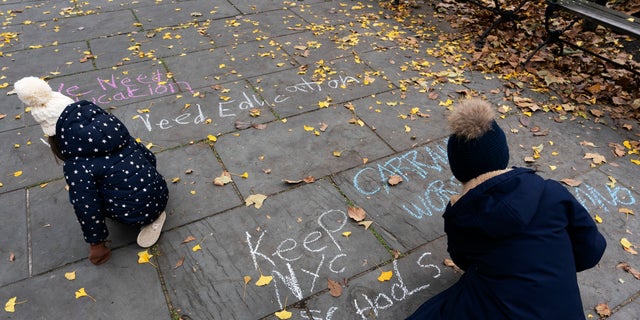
524 0 640 74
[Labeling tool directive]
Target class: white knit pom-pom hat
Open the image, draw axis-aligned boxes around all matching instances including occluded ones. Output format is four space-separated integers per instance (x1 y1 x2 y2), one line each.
12 76 74 136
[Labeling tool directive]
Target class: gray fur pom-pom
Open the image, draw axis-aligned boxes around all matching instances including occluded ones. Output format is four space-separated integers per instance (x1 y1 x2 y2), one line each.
448 98 496 140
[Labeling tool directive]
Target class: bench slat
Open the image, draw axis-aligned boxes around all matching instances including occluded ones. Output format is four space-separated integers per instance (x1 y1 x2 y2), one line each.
554 0 640 37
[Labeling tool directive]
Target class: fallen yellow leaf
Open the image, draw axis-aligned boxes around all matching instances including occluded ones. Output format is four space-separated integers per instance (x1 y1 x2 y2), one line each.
377 270 393 282
14 170 23 177
4 297 16 312
342 231 352 238
74 288 95 301
65 271 76 280
255 274 273 286
207 134 217 142
594 215 602 223
244 276 251 284
192 244 202 252
240 172 249 179
137 250 153 264
274 309 292 319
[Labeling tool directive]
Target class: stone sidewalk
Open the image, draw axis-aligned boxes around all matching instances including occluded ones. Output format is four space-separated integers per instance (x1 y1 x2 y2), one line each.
0 0 638 319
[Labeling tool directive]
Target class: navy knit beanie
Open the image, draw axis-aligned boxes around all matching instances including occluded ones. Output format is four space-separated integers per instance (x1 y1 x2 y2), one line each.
446 99 509 183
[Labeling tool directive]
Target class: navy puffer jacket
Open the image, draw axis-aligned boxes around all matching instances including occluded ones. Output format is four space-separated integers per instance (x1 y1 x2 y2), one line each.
407 167 606 320
56 100 168 244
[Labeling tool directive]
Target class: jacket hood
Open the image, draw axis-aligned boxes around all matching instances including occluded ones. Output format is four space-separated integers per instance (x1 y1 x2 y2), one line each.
57 100 131 158
444 168 545 238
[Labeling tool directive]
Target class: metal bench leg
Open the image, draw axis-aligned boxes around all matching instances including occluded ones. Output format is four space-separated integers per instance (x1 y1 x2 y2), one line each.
521 2 574 67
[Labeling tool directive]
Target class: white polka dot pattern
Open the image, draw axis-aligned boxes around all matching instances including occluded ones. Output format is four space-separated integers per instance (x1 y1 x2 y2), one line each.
57 101 169 244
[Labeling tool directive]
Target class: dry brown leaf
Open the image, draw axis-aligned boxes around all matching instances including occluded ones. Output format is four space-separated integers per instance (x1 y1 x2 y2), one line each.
589 109 605 117
347 206 366 222
594 303 611 317
580 141 597 148
616 262 640 280
235 120 252 130
252 123 267 130
283 176 315 184
182 236 197 243
174 256 185 269
444 258 463 273
388 175 403 186
609 143 626 157
584 152 606 164
327 279 343 297
560 178 582 187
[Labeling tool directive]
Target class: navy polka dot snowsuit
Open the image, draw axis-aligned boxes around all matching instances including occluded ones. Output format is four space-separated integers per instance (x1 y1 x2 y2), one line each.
56 100 169 244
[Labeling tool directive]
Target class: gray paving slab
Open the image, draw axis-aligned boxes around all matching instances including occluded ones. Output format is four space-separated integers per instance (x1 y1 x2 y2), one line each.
562 169 640 313
214 104 394 197
0 189 28 287
128 25 215 62
276 26 396 68
610 299 640 320
89 33 145 69
51 61 186 108
303 237 461 320
156 179 391 319
333 139 454 252
0 100 26 133
0 244 168 320
1 9 139 52
28 179 140 275
133 0 240 30
2 42 93 83
0 126 61 192
245 66 389 120
498 111 621 180
286 0 381 28
351 88 452 152
155 142 243 229
220 8 307 40
161 41 294 89
230 0 326 15
111 79 274 149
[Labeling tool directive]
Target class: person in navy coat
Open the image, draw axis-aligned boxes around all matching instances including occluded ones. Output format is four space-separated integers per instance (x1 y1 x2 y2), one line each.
407 98 606 319
12 76 169 265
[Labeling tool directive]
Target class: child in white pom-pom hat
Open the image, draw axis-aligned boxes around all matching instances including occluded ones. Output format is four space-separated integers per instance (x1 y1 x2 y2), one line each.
407 98 606 320
11 76 169 265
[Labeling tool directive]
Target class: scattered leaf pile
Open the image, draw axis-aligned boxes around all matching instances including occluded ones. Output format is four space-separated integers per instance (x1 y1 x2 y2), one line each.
386 0 640 126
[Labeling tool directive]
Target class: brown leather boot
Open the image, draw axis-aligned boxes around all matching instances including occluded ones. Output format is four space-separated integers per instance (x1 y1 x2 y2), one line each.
89 241 112 265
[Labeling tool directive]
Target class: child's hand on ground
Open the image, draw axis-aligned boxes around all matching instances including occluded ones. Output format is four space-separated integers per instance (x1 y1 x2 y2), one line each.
88 241 112 265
